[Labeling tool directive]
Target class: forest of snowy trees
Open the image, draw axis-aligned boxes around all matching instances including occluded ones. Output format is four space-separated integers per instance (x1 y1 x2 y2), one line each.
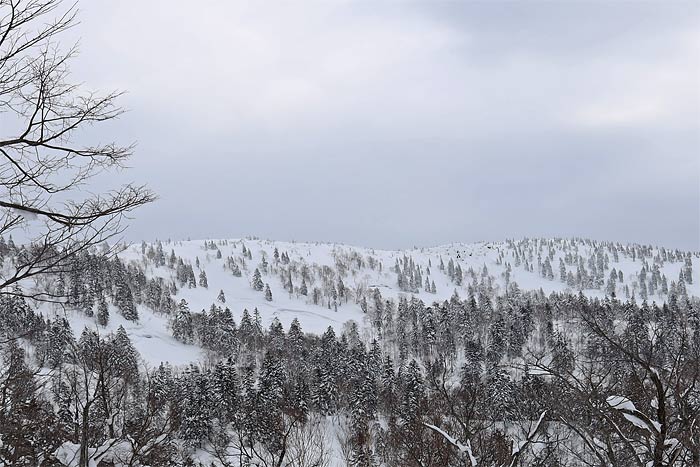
0 235 699 466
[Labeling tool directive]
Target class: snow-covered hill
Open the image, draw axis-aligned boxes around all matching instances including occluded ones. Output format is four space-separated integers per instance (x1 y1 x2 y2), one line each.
27 236 697 366
99 237 697 362
4 236 699 466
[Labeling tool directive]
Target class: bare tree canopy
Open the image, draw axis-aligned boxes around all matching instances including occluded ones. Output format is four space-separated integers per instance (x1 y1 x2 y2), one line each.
0 0 155 298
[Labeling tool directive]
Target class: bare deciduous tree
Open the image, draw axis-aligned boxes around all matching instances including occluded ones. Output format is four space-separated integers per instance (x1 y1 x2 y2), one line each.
524 301 700 467
0 0 154 299
284 414 332 467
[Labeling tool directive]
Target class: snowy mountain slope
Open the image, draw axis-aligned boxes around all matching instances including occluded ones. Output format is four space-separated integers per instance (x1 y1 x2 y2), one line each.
27 236 697 366
4 237 699 466
119 237 697 341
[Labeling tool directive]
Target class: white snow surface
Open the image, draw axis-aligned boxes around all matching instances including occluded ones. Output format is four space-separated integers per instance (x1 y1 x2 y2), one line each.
65 305 204 366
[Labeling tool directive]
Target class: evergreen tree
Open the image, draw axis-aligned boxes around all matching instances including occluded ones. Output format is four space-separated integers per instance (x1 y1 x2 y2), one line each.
401 359 423 422
212 357 241 423
254 352 287 451
114 264 138 321
97 294 109 327
171 299 194 343
180 367 212 446
485 365 515 421
684 258 693 284
337 277 346 301
288 318 305 358
454 264 463 286
46 318 73 367
379 356 396 415
606 269 617 297
559 259 567 282
110 325 139 381
252 268 264 291
187 265 197 288
487 313 507 364
198 270 208 289
239 309 255 349
286 272 293 293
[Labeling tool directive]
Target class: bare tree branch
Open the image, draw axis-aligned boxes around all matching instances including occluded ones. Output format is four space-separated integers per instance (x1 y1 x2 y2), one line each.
0 0 154 301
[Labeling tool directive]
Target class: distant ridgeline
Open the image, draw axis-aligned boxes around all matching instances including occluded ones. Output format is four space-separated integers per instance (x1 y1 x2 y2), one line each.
0 236 698 466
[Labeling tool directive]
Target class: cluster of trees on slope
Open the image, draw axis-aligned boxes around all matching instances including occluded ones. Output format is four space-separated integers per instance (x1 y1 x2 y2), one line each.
501 238 695 299
0 240 177 325
130 237 697 326
1 279 699 466
137 239 340 308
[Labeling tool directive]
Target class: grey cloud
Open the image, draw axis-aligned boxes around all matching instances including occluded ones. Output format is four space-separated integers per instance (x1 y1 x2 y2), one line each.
66 0 699 250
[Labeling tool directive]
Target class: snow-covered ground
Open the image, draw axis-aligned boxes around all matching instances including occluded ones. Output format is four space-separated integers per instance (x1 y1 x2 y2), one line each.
61 305 204 366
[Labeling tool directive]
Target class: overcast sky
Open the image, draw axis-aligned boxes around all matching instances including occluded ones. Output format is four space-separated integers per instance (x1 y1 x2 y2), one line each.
70 1 699 250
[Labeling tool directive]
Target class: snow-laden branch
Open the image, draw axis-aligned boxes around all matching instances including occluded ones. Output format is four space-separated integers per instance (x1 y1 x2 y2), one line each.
508 411 547 467
606 395 661 435
424 423 478 466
